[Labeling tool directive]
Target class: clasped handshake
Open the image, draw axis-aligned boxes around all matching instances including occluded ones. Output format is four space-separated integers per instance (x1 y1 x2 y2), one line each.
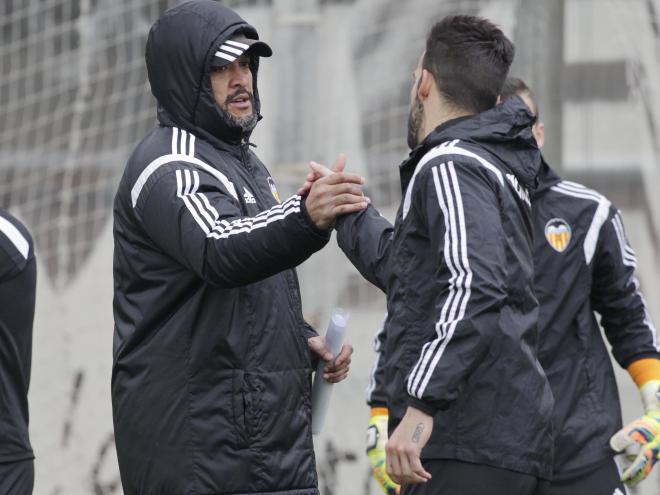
297 154 370 230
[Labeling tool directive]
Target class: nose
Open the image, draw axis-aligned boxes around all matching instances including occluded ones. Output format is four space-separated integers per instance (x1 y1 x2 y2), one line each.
231 66 251 88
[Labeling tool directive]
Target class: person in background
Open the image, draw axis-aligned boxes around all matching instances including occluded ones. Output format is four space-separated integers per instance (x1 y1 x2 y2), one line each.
502 77 660 494
0 208 36 495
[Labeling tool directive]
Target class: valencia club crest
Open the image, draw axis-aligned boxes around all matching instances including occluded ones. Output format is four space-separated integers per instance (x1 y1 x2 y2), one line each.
267 177 281 203
544 218 571 252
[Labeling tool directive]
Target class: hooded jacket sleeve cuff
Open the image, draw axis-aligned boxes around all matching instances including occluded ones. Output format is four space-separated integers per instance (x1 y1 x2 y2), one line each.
408 397 438 416
303 321 318 340
299 197 332 240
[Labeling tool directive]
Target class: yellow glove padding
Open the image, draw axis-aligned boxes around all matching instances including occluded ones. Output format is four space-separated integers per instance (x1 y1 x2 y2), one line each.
366 408 400 495
610 379 660 487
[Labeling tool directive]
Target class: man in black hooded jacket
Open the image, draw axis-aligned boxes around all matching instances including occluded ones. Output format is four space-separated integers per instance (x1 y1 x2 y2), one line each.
365 78 660 495
303 15 554 495
112 2 367 494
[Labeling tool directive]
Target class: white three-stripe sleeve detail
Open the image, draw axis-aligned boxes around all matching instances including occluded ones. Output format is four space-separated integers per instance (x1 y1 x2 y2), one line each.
184 171 217 230
188 134 195 156
636 278 660 351
583 199 611 265
608 212 657 351
407 163 459 396
131 154 237 207
553 184 603 203
402 143 503 219
417 163 472 397
366 315 388 403
180 130 188 157
407 163 472 399
611 214 636 266
171 127 178 155
207 196 302 240
0 216 29 260
176 170 210 235
195 188 219 221
366 359 379 403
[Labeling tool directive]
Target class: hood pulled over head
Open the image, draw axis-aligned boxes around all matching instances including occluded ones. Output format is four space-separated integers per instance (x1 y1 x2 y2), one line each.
145 0 270 147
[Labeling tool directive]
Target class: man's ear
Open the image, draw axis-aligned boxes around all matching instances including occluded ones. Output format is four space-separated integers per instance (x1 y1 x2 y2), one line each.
534 122 545 149
417 69 434 101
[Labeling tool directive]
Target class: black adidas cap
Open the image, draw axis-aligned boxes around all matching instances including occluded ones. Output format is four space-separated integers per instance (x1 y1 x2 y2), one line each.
211 34 273 69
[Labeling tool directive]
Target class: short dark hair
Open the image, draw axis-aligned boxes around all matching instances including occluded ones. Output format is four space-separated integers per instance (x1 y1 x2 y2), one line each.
501 77 539 117
423 15 514 114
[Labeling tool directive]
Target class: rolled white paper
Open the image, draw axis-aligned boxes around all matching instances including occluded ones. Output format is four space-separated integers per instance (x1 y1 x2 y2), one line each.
311 309 349 434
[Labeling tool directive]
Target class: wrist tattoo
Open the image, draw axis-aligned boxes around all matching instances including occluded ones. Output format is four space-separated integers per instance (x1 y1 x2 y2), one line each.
412 423 424 443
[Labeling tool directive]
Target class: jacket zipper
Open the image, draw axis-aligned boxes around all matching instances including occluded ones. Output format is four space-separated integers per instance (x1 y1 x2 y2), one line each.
240 141 254 175
239 142 309 361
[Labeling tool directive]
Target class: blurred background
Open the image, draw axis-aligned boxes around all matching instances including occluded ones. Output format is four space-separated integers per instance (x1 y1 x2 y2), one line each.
1 0 659 493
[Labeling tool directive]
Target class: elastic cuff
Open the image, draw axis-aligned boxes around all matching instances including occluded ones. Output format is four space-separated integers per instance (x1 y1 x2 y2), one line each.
302 322 318 340
621 351 660 369
628 358 660 388
408 397 437 416
371 407 388 417
299 196 332 238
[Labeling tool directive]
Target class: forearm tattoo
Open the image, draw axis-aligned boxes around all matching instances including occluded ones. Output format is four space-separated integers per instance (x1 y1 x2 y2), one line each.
412 423 424 443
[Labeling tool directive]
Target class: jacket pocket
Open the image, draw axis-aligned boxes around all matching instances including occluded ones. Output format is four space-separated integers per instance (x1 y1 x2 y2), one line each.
232 370 249 445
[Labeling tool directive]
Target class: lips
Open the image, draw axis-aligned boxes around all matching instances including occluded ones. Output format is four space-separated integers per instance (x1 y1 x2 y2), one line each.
228 92 252 111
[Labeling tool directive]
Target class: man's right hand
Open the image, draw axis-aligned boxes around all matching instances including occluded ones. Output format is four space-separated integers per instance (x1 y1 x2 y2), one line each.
303 155 369 230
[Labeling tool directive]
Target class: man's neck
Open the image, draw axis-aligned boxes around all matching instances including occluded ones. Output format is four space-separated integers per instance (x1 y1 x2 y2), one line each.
421 105 473 142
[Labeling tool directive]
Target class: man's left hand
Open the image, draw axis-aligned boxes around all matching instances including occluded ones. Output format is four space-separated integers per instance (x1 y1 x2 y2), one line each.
610 380 660 487
386 406 433 485
297 154 347 196
308 336 353 383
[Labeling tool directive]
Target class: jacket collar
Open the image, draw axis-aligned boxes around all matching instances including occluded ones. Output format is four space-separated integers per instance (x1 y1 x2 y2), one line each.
399 97 542 193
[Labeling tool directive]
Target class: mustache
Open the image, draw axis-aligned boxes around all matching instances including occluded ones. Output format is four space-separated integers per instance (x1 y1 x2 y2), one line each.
224 89 254 105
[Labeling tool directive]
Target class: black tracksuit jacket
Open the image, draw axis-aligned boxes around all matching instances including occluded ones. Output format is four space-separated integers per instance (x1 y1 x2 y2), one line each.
112 2 328 494
338 98 555 478
532 162 659 476
0 208 35 466
366 160 660 477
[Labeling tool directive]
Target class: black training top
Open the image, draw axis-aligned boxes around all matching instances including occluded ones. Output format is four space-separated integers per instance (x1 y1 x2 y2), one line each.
0 207 35 463
338 97 554 479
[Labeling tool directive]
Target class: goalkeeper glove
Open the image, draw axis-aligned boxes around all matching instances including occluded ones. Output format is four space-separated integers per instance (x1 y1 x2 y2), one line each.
610 379 660 487
366 408 400 495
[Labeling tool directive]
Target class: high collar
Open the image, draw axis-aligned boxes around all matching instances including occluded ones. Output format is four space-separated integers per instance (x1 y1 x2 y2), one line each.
533 158 562 198
400 96 543 191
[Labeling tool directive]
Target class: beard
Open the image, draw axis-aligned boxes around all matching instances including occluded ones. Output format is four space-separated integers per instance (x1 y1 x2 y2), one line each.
220 90 258 134
407 94 424 149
